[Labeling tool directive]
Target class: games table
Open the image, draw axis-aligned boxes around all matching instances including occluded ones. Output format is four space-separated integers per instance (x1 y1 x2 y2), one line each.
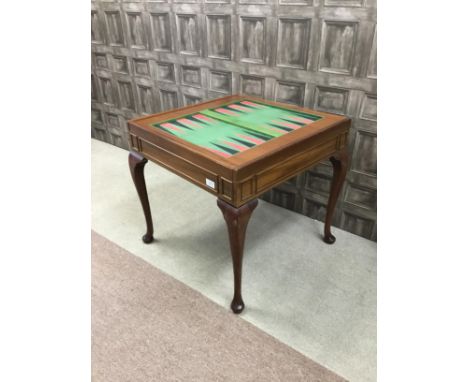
128 95 350 313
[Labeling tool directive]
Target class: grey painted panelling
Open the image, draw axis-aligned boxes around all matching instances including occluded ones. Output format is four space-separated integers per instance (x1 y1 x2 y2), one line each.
206 15 232 60
277 18 311 70
181 65 201 87
240 74 265 97
240 17 266 64
104 11 125 46
177 14 200 55
91 0 377 241
319 20 357 75
151 13 172 52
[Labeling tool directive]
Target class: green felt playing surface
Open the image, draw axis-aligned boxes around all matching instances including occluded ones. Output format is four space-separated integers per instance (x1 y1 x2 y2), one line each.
151 100 322 157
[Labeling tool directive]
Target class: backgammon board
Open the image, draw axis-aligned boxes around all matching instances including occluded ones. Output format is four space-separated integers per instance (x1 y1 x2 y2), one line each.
151 99 323 157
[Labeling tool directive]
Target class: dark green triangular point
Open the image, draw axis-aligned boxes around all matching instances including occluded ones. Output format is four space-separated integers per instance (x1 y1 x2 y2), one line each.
238 100 322 121
290 111 322 121
279 117 306 126
171 121 194 131
268 123 293 132
156 126 176 135
233 101 257 110
226 104 248 113
187 115 209 125
229 137 256 147
212 143 238 155
240 129 273 141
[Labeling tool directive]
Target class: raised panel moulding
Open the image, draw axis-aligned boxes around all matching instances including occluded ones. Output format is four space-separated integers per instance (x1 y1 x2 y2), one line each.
277 18 311 70
91 11 103 44
325 0 363 7
178 14 199 55
99 77 114 105
207 15 231 60
352 131 377 175
127 12 146 49
210 70 232 93
113 56 129 73
159 90 178 110
151 13 172 52
315 86 349 115
240 75 265 97
137 85 154 114
181 66 202 87
367 26 377 79
360 94 377 121
240 17 266 64
134 59 150 77
105 11 124 46
319 20 358 75
183 93 202 106
156 62 175 83
344 183 377 210
275 81 306 106
118 81 135 111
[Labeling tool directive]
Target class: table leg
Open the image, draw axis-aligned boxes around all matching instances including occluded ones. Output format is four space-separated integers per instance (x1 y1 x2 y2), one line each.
323 150 348 244
217 198 258 314
128 151 154 244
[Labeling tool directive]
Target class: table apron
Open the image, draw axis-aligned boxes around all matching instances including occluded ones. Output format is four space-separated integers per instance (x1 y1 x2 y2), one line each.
236 135 343 205
137 137 226 198
130 130 346 207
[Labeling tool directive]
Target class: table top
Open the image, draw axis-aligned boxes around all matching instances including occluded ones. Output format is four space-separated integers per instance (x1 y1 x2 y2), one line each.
129 95 348 169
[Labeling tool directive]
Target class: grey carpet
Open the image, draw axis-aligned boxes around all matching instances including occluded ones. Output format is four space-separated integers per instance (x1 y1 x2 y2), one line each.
92 231 347 382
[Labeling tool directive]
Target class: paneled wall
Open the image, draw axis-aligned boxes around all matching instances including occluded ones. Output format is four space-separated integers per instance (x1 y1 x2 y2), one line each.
91 0 377 241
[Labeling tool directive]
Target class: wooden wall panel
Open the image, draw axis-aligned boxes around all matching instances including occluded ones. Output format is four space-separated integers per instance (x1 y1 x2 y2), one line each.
91 0 377 241
240 17 266 64
177 14 200 55
277 18 311 70
151 13 172 52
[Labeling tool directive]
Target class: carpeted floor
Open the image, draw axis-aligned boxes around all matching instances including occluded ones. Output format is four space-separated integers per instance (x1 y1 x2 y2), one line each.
92 231 347 382
92 139 376 381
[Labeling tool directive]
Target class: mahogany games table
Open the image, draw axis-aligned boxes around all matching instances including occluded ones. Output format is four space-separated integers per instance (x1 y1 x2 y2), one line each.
127 95 350 313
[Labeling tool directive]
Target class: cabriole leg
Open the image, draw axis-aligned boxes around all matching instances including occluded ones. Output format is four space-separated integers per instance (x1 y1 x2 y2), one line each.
217 198 258 314
128 151 154 244
323 150 348 244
